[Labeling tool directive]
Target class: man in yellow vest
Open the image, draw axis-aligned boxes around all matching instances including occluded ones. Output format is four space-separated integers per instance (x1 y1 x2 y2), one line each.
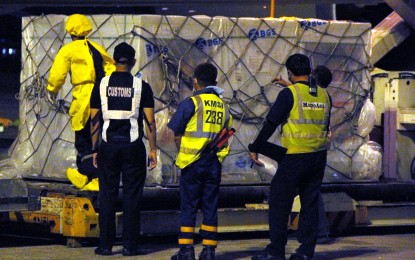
250 54 331 260
47 14 115 191
168 63 232 260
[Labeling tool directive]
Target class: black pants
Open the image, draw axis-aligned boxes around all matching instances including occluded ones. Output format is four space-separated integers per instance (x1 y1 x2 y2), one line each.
97 139 147 250
74 118 100 180
179 152 222 247
266 150 326 258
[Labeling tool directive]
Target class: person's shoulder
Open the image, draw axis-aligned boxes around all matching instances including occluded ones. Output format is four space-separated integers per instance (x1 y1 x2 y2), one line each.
140 79 154 92
287 83 307 93
67 40 85 47
172 97 194 116
277 87 294 102
293 81 308 87
280 87 293 95
53 42 78 59
87 40 105 49
62 40 89 53
177 96 194 107
101 75 111 81
184 95 196 103
87 40 111 54
141 79 151 88
58 41 76 52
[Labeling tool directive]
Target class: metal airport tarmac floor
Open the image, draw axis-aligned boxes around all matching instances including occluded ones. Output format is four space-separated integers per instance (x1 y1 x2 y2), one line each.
1 229 415 260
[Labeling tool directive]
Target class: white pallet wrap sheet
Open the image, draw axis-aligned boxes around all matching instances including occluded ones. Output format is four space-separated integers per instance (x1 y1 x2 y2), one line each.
0 14 380 183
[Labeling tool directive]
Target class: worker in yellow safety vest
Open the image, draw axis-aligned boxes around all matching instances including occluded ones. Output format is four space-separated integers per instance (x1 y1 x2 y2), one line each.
168 63 233 260
47 14 115 191
249 54 331 260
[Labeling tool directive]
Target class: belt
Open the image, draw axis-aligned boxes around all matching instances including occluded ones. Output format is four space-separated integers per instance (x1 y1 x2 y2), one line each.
106 136 131 143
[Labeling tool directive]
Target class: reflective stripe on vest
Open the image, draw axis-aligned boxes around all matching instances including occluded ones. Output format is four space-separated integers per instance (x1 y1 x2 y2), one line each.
281 83 330 154
175 93 230 169
100 76 142 142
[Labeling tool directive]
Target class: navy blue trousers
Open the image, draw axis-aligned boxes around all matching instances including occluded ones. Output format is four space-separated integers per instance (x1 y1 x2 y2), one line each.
97 140 146 250
178 153 221 247
266 150 326 258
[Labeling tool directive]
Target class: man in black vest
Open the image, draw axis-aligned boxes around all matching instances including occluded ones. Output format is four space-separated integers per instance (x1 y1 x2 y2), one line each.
90 42 157 256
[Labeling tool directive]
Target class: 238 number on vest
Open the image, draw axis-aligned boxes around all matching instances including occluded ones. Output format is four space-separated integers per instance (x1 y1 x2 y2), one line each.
205 110 223 125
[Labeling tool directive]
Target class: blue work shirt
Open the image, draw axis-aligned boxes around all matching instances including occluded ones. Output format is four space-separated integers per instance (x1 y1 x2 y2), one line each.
167 87 220 135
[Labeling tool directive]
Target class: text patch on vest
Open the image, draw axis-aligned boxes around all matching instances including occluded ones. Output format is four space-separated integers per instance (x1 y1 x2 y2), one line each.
302 102 325 110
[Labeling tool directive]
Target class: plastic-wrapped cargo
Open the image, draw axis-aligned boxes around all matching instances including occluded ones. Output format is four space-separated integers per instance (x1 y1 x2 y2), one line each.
356 98 377 138
0 14 381 183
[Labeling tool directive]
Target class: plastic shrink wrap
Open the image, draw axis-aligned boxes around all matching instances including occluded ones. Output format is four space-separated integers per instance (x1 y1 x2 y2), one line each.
0 15 378 184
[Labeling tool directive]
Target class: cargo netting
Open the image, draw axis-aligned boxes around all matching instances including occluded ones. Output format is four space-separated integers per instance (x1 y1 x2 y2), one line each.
0 15 382 184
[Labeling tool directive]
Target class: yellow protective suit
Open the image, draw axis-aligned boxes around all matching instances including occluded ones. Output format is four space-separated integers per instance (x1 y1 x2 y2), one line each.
47 39 115 131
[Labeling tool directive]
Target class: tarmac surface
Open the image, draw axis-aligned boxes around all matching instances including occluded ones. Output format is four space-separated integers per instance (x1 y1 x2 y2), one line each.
1 77 415 260
1 227 415 260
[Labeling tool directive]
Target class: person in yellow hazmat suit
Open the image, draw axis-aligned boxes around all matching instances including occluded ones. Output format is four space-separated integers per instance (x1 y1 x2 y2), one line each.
47 14 115 191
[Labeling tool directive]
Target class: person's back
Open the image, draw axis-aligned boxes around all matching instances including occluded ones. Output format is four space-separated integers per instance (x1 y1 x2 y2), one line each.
281 84 330 153
168 63 232 260
175 92 230 169
281 55 331 154
250 54 331 260
48 39 113 93
47 14 115 131
91 42 157 256
46 14 115 191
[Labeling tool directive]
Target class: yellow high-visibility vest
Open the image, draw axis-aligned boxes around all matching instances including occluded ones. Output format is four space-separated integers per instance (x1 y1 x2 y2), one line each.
176 93 232 169
281 83 330 154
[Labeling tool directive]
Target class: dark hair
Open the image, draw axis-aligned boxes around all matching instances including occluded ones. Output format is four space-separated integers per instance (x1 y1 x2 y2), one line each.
314 65 332 88
71 35 85 40
285 54 311 76
193 63 218 87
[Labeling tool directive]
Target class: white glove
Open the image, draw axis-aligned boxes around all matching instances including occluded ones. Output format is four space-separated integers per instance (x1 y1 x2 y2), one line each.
47 91 58 105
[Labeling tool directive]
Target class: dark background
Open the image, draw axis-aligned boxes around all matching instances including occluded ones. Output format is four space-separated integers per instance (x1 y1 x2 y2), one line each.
0 3 413 94
0 2 414 102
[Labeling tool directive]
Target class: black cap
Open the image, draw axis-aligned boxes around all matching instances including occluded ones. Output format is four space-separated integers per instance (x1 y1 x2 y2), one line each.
113 42 135 64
